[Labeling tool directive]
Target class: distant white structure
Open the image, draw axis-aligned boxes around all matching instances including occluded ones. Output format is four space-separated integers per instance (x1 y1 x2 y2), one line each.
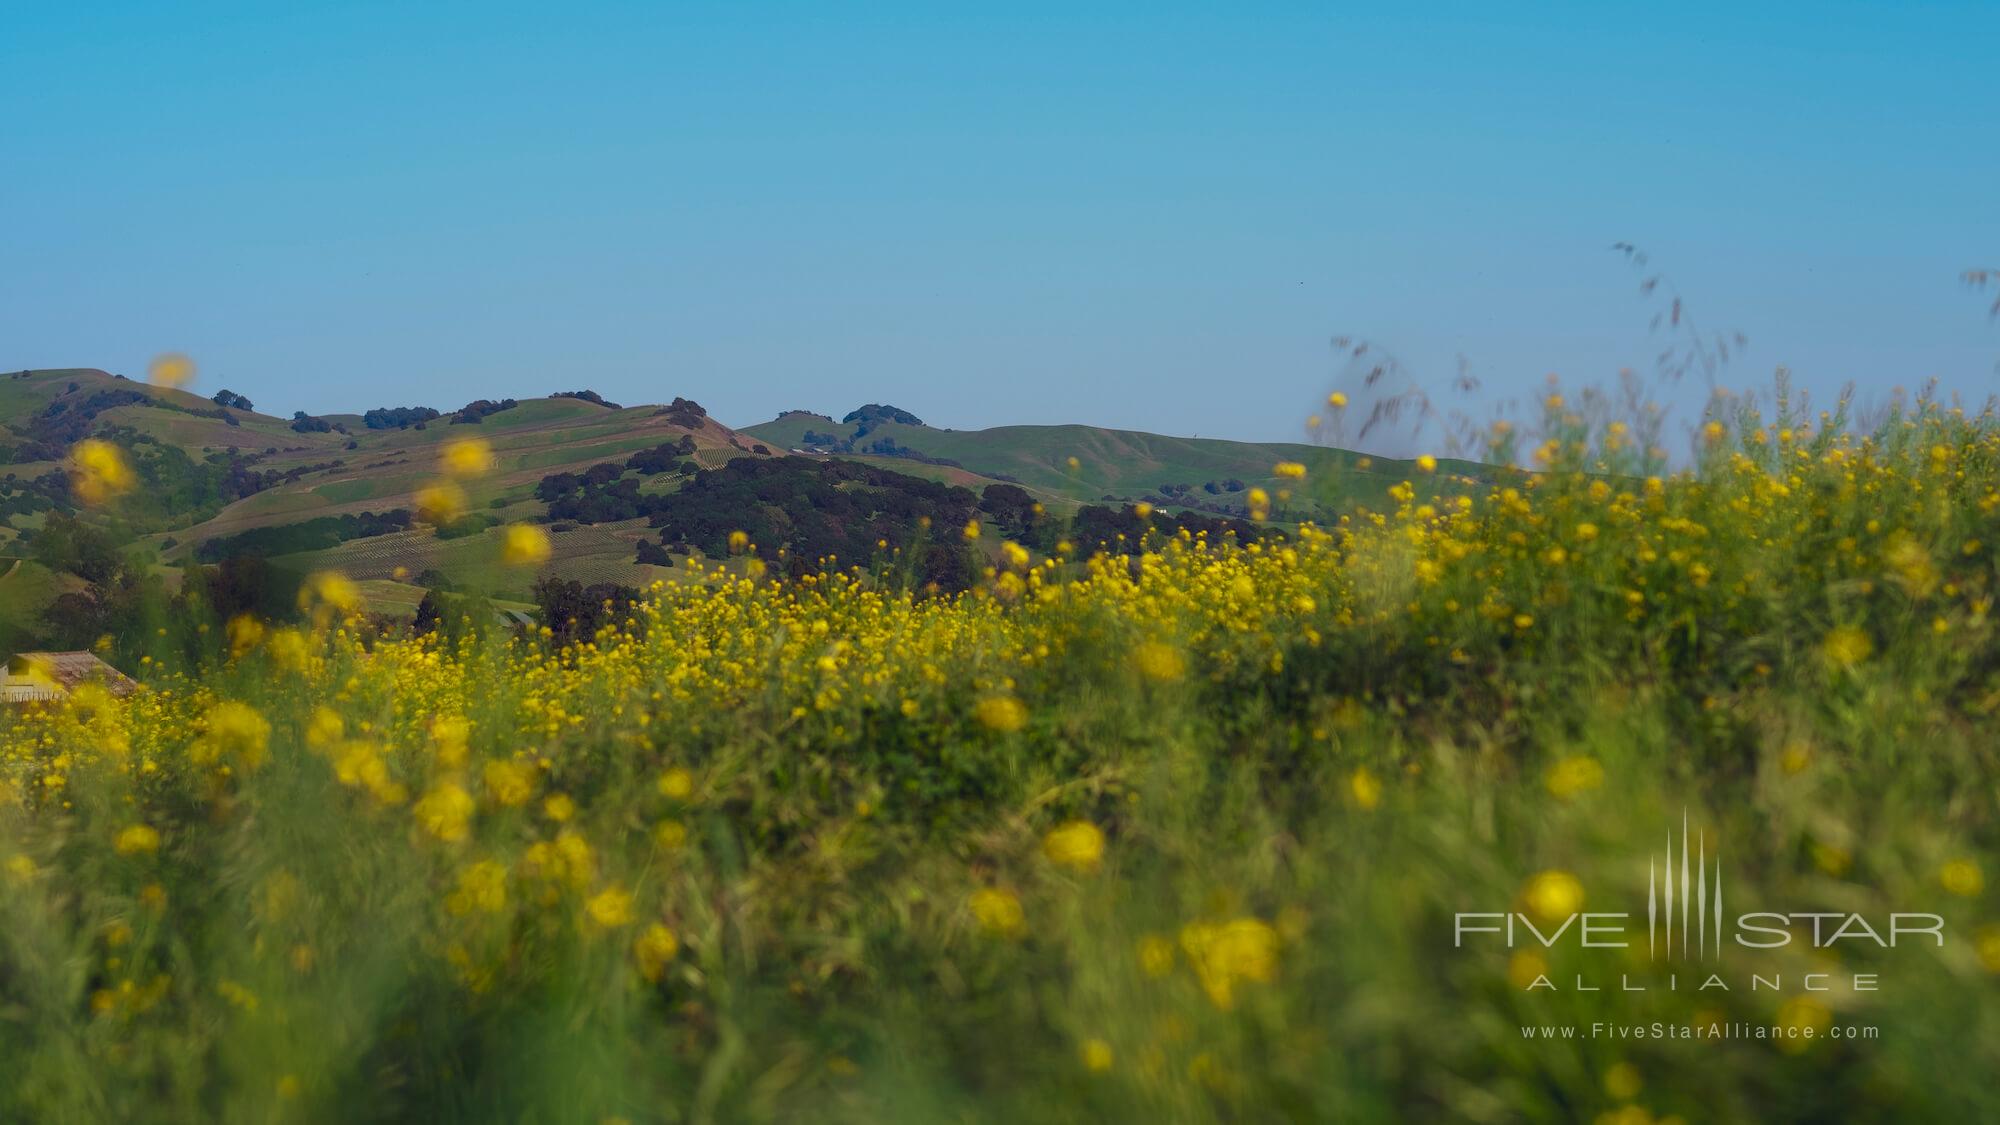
1 651 139 705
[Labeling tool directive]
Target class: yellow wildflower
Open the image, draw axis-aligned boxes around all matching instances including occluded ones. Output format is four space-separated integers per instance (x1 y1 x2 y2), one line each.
1179 917 1279 1008
585 885 635 928
115 825 161 856
431 715 471 768
1133 641 1185 683
1348 767 1382 810
1603 1062 1642 1101
299 570 362 616
439 437 494 477
657 768 694 801
446 859 509 915
147 352 197 387
1941 859 1984 897
633 922 679 980
415 782 475 842
1976 924 2000 973
969 887 1025 937
973 695 1027 733
1822 625 1873 669
483 759 536 806
1775 996 1831 1054
197 700 271 772
68 439 135 505
1544 756 1604 800
501 523 552 567
1521 870 1584 922
415 480 468 524
1042 820 1105 873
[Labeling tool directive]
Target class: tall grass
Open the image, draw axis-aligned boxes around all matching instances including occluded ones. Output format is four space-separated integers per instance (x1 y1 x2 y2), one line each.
4 389 1999 1122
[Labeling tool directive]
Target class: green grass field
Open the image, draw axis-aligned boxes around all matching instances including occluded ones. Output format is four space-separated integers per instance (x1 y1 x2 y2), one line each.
742 411 1483 510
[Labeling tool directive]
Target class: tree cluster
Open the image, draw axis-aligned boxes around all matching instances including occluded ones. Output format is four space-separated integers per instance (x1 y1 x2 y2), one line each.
363 406 441 430
451 398 519 424
655 397 707 428
194 509 412 562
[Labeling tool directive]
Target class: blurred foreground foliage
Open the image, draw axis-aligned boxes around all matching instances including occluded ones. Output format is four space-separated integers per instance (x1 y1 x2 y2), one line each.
5 391 2000 1122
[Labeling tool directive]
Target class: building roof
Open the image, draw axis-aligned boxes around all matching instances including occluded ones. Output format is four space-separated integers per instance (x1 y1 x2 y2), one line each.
2 651 140 700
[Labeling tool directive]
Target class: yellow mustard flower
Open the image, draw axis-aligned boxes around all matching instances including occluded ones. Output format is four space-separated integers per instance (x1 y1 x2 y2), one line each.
1042 820 1105 873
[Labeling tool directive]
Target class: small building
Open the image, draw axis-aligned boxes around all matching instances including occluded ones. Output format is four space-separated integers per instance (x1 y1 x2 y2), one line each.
1 651 140 704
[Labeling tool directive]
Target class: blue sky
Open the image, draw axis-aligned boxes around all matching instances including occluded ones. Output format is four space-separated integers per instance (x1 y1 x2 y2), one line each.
3 1 1995 445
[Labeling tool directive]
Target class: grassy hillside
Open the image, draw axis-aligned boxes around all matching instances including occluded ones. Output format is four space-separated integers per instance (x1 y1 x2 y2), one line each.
0 368 319 452
167 398 766 544
1 374 1488 639
742 408 1485 513
0 371 793 617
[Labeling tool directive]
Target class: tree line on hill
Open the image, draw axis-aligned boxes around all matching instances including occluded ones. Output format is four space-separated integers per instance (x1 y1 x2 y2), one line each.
283 389 636 434
194 509 412 562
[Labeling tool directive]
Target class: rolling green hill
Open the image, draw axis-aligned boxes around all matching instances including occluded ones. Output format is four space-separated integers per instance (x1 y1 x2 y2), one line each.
0 370 790 627
2 374 1492 647
742 405 1486 515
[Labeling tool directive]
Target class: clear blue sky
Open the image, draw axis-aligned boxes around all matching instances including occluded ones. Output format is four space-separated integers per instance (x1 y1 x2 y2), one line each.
3 1 1995 445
